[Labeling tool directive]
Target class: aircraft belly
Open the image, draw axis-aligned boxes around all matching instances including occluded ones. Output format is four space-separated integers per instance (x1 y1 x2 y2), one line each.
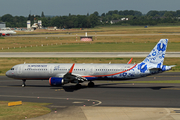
18 70 51 80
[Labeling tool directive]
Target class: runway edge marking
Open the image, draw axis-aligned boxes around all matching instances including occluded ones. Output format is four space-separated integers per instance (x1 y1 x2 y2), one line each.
0 95 102 106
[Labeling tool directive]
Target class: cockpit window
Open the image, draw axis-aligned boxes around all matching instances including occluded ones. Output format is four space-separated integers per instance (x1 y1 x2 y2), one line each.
11 68 14 70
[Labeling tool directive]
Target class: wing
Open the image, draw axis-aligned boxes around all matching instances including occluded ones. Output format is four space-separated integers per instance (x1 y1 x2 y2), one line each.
49 64 87 86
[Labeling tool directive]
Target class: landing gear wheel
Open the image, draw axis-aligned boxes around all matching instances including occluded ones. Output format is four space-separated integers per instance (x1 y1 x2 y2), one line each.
75 84 82 89
88 81 94 87
22 79 26 87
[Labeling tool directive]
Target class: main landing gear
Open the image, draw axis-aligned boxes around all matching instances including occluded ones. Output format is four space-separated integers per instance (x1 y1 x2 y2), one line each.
22 79 26 87
75 83 82 89
75 81 95 88
88 81 94 87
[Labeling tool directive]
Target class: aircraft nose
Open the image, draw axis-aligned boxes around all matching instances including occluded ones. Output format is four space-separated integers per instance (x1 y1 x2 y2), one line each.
6 70 12 77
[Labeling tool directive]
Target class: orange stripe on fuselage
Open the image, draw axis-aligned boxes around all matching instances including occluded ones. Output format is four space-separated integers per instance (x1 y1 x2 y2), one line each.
82 64 137 78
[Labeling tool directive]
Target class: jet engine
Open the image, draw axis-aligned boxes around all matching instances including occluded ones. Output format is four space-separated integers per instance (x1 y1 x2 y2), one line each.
49 77 64 86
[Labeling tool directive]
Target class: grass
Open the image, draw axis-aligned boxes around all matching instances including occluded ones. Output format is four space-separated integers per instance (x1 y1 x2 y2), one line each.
0 26 180 52
15 26 180 35
0 101 51 120
1 57 180 76
0 42 180 52
0 37 5 39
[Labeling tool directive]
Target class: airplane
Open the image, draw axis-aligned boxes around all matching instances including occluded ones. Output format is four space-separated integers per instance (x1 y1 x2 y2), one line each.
6 39 175 87
0 27 16 36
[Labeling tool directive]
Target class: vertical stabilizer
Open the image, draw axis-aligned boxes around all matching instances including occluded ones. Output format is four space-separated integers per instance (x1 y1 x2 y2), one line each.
142 39 168 69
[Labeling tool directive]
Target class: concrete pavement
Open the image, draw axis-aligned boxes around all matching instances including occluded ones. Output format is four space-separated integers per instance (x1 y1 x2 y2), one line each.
27 106 180 120
0 52 179 57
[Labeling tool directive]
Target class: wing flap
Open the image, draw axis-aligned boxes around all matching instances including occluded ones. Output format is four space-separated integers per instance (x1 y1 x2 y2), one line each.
63 64 87 83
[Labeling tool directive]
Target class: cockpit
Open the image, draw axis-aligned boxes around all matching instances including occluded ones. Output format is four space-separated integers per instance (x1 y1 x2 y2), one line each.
11 68 14 70
6 66 17 78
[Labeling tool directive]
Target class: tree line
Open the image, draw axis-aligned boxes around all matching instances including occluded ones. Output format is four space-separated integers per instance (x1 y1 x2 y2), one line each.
1 10 180 28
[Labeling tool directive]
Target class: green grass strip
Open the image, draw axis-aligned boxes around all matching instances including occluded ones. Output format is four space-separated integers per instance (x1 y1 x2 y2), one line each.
0 101 51 120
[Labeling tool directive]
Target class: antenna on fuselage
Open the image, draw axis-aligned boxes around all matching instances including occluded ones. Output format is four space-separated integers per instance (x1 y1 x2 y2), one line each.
24 62 26 64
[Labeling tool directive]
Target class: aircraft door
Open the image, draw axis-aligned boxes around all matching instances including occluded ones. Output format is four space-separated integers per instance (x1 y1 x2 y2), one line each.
17 65 22 74
91 67 94 74
88 66 94 75
49 65 54 74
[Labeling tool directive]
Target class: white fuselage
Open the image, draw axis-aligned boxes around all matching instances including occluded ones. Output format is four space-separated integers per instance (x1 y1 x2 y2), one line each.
6 63 160 81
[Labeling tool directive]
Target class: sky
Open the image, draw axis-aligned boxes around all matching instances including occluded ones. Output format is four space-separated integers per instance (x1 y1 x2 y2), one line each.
1 0 180 17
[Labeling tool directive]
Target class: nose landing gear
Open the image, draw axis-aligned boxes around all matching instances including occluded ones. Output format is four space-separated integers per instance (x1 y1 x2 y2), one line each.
22 79 26 87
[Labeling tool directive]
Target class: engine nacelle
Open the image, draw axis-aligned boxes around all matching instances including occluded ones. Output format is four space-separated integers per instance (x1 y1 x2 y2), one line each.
49 77 64 86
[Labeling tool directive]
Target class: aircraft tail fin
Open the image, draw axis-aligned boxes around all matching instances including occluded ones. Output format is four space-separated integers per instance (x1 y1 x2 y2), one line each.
141 39 168 70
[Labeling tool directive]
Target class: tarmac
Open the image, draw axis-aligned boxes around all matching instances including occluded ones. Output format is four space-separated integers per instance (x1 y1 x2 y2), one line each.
0 52 179 58
1 72 180 120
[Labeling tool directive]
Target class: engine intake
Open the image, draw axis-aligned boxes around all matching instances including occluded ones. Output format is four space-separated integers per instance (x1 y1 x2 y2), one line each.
49 77 64 86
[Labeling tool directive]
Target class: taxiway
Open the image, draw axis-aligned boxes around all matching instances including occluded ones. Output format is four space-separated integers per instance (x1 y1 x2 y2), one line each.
1 72 180 120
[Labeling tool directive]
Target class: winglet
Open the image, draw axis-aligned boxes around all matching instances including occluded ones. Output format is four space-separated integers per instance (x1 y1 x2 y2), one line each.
68 64 75 73
127 58 133 64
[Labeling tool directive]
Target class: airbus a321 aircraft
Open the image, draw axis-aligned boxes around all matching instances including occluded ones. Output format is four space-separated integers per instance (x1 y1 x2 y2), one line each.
6 39 175 87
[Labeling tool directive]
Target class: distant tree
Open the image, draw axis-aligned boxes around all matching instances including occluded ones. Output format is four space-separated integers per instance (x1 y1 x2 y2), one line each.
176 10 180 17
28 14 34 22
106 15 112 21
123 10 130 16
113 10 118 14
147 10 159 17
93 11 99 17
134 11 142 16
158 11 167 16
101 13 106 17
89 14 99 27
164 11 175 18
40 17 49 27
112 14 120 20
35 15 40 18
41 12 45 17
107 11 114 16
118 11 124 16
1 14 13 22
28 14 31 20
